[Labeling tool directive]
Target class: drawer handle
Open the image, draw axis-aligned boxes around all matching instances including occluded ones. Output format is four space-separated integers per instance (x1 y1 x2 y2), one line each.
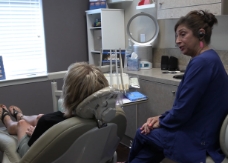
172 91 176 95
159 2 164 5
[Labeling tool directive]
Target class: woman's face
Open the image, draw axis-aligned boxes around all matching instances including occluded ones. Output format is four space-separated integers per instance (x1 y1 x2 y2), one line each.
175 24 200 57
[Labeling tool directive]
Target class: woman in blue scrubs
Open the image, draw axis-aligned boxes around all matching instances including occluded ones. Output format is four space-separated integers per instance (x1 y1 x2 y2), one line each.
128 10 228 163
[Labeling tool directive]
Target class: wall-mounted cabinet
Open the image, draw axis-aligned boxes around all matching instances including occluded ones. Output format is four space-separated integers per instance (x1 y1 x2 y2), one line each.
157 0 228 19
86 9 125 66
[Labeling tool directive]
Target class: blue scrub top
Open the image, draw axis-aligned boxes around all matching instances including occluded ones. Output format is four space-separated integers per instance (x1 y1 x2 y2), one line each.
159 49 228 162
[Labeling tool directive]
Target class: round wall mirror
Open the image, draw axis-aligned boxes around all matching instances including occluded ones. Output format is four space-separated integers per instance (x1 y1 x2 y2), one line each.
127 12 159 46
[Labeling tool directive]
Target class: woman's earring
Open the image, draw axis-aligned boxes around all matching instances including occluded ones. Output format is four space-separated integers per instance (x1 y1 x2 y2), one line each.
200 41 204 48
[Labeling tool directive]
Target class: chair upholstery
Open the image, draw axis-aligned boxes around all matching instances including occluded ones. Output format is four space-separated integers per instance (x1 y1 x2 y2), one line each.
217 114 228 163
0 87 127 163
0 128 20 162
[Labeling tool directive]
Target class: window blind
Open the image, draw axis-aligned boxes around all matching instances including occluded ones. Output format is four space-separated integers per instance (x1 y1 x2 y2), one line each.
0 0 47 80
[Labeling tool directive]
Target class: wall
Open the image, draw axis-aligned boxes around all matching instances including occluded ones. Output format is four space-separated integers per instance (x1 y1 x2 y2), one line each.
109 0 157 46
153 16 228 71
43 0 89 72
156 16 228 50
110 0 228 49
109 0 228 70
0 0 89 124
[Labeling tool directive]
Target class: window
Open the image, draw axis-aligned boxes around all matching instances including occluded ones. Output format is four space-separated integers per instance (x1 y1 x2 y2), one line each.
0 0 47 80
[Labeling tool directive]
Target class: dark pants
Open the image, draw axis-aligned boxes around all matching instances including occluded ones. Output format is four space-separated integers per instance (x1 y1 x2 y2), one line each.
128 128 165 163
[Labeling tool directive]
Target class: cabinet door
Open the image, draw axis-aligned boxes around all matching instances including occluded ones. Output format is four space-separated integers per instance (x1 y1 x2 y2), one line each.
101 10 125 49
122 104 137 138
137 79 177 128
157 0 222 19
157 0 221 9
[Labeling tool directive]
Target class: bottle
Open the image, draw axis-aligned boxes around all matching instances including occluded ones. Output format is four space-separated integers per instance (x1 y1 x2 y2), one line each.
124 39 133 68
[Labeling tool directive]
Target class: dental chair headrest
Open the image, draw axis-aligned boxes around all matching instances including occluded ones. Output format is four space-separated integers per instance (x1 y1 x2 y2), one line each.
75 87 120 127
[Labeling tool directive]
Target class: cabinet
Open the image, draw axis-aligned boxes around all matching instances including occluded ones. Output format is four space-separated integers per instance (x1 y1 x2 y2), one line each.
123 79 177 139
157 0 228 19
85 9 125 66
122 104 137 139
137 79 177 128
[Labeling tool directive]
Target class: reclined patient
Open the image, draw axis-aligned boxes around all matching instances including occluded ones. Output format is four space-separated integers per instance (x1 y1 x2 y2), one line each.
0 62 109 157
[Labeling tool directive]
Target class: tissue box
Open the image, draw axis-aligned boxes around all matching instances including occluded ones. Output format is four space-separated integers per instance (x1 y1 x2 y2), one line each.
89 0 107 10
127 58 140 71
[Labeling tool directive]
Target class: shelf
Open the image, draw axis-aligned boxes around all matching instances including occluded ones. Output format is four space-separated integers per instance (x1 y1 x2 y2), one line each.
90 27 102 30
91 50 126 54
107 0 133 3
91 50 101 54
102 60 121 66
90 50 125 55
103 50 125 55
86 8 123 15
86 9 125 66
102 60 120 63
136 3 155 10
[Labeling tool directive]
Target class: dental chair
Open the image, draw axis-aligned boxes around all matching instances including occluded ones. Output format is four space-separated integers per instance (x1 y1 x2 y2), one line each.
0 86 127 163
205 114 228 163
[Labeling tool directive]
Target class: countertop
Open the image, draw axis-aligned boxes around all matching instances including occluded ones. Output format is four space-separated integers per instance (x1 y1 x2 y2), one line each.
123 68 183 86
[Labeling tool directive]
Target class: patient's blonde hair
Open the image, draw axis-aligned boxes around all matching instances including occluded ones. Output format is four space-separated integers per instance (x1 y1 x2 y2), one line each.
62 62 109 118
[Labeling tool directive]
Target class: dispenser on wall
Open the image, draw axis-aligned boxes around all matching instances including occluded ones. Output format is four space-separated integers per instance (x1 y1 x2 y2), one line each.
126 12 159 69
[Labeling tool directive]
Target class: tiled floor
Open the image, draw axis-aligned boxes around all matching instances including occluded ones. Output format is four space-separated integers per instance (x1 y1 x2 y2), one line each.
116 143 130 162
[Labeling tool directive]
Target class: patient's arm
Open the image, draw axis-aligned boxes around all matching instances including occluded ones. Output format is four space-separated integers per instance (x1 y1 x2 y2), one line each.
26 126 36 136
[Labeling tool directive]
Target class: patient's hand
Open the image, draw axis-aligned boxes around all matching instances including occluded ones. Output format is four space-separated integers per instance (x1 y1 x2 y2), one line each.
140 116 161 135
26 126 36 136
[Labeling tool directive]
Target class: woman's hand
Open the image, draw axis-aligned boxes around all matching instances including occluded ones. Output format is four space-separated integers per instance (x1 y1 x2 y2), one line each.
140 116 161 135
147 116 160 129
26 126 36 136
140 123 151 135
